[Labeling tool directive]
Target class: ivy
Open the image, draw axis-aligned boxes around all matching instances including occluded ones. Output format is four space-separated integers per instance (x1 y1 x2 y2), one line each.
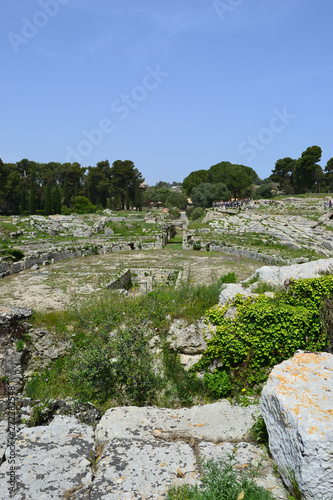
193 276 332 388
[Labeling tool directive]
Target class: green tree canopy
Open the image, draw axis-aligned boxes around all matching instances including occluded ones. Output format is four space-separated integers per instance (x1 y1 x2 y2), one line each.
191 182 230 208
182 169 210 196
270 157 296 193
165 190 188 210
110 160 144 209
294 146 322 193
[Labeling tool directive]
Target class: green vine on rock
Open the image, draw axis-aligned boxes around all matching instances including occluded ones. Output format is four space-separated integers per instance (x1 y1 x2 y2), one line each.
192 276 333 388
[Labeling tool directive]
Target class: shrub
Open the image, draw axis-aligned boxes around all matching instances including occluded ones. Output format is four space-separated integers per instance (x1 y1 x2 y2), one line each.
250 416 269 445
193 241 202 250
186 206 195 218
69 325 162 405
16 339 25 352
193 276 333 388
168 207 181 219
191 207 205 220
166 454 275 499
73 196 97 214
0 248 25 262
219 272 237 284
204 370 232 398
61 205 74 215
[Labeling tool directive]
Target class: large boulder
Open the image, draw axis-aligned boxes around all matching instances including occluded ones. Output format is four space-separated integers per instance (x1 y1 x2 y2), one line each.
248 257 333 287
219 283 252 306
260 351 333 499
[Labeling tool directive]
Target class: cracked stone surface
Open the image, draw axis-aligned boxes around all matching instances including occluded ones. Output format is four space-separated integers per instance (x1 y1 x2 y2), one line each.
0 401 289 499
0 415 94 500
260 351 333 500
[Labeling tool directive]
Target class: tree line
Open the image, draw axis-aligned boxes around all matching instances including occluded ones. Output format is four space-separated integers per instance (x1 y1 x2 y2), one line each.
0 158 144 215
270 145 333 194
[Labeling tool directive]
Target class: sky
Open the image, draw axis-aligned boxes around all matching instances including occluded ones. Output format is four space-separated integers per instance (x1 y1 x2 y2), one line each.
1 0 333 186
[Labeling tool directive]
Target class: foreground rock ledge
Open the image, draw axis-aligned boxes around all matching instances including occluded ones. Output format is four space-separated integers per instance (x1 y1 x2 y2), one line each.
260 350 333 500
0 401 288 499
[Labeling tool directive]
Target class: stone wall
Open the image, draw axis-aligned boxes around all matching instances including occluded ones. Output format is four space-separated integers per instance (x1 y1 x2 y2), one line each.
182 238 292 266
105 269 132 290
0 231 170 280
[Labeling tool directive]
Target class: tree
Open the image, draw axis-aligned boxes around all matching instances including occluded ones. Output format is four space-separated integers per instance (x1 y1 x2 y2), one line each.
44 182 53 216
191 182 230 208
227 165 254 198
53 185 62 214
294 146 322 193
324 158 333 192
165 191 188 210
110 160 144 209
0 160 20 214
86 160 112 207
134 183 142 211
182 169 210 196
29 169 37 215
74 196 96 214
270 157 296 193
254 183 273 199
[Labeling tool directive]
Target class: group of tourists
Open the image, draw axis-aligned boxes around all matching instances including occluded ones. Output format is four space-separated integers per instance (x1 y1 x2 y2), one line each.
212 199 251 208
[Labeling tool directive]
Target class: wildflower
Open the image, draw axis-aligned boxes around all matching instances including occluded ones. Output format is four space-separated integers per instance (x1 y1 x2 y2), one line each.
242 388 246 392
45 379 48 382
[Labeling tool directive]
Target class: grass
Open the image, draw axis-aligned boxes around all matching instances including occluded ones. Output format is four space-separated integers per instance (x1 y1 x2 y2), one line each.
166 454 276 500
26 279 224 410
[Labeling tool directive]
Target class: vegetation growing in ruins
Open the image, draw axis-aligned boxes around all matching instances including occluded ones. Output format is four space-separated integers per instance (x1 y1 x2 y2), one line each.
166 454 275 500
193 276 333 389
25 279 227 409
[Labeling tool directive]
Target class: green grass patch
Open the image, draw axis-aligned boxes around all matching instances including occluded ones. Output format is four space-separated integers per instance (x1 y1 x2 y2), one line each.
27 280 224 409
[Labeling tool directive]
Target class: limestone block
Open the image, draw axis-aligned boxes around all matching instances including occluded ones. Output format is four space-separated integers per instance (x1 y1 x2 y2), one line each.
249 257 333 286
96 402 259 444
167 318 211 354
219 283 252 306
260 351 333 499
90 438 198 499
0 415 94 499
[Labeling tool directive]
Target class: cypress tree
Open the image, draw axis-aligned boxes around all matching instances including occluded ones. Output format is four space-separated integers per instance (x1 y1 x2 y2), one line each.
44 182 53 216
29 170 37 215
53 185 62 214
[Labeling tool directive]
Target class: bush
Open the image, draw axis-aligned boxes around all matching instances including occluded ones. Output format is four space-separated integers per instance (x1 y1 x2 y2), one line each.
16 339 25 352
73 196 97 214
204 370 232 398
167 454 275 499
186 206 195 218
219 272 237 284
193 276 333 388
193 241 202 250
61 205 74 215
191 207 205 220
69 325 162 405
168 207 180 219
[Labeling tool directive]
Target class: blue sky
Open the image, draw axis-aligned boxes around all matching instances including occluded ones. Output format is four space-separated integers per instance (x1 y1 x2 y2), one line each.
1 0 333 185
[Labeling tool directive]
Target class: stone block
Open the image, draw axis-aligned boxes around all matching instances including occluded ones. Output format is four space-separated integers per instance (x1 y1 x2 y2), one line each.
260 351 333 499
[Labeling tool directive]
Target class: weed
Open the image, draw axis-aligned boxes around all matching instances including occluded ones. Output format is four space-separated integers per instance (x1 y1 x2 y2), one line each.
204 370 232 398
16 339 25 352
285 467 304 500
166 454 275 499
250 416 269 445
